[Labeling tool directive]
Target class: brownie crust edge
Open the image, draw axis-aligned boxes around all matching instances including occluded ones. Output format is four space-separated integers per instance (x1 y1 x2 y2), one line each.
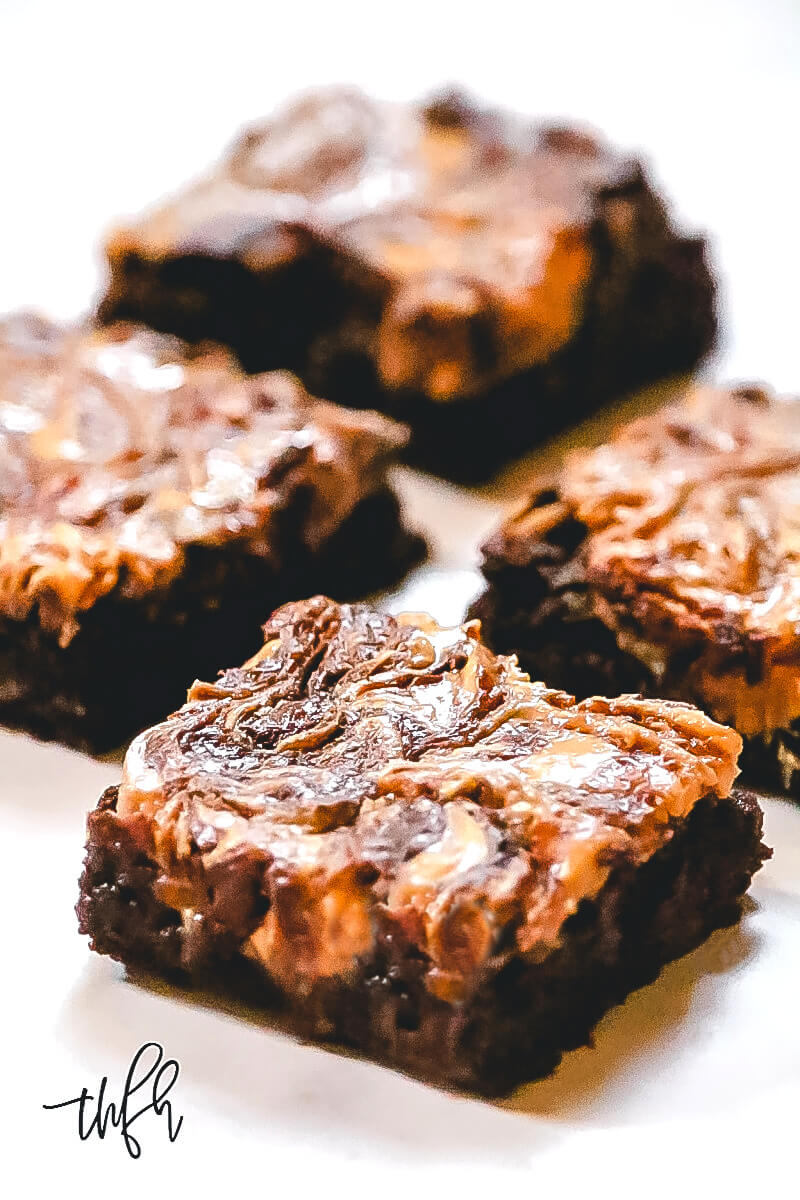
77 784 768 1096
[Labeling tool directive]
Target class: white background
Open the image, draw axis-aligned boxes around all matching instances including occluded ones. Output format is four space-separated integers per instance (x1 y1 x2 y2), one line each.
1 1 799 1196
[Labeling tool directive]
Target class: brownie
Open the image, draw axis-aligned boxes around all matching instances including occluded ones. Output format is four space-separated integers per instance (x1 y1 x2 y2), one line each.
471 382 800 793
98 87 716 481
77 597 768 1096
0 315 423 753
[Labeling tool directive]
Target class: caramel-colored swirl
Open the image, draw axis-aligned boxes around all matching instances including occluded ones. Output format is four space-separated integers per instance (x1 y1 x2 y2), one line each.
117 598 740 1003
552 384 800 734
0 316 407 644
105 88 641 402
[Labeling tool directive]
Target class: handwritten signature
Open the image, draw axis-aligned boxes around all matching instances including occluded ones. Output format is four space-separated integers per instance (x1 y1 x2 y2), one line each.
43 1041 184 1159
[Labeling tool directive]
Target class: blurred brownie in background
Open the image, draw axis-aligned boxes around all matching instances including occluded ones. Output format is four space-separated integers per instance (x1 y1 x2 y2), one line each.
471 382 800 794
0 314 423 752
99 87 717 482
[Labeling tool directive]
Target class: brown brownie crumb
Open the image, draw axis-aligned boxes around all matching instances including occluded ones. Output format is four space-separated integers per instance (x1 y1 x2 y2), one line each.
78 598 767 1093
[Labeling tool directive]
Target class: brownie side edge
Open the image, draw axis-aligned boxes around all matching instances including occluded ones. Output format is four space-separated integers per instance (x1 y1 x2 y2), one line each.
468 490 654 698
98 180 717 484
77 787 768 1096
470 496 800 796
0 487 425 754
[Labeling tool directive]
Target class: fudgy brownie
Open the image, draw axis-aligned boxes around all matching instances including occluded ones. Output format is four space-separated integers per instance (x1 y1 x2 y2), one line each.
99 87 716 481
471 382 800 793
78 597 767 1095
0 315 423 752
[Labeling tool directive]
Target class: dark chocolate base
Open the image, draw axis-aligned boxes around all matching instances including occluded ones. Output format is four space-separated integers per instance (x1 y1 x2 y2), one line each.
0 488 424 754
738 728 800 796
100 174 717 483
77 786 767 1096
470 499 800 796
469 495 654 698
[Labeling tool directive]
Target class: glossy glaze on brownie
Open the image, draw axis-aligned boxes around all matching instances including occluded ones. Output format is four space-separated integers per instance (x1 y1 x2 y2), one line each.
0 317 423 749
78 598 768 1092
99 88 717 479
472 383 800 791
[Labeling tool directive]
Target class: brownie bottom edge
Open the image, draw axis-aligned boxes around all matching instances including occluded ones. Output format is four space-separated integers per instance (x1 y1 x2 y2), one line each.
77 787 768 1096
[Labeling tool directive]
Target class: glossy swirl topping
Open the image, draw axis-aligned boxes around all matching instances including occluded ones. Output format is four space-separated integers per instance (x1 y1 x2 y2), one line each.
118 597 740 1002
499 384 800 735
105 87 639 401
0 315 407 644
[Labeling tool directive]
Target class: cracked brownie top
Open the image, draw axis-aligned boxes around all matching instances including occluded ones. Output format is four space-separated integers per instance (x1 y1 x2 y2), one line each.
0 315 406 645
105 86 644 403
117 597 741 1003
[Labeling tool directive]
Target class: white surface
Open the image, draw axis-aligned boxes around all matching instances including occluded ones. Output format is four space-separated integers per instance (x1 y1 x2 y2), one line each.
2 1 800 1194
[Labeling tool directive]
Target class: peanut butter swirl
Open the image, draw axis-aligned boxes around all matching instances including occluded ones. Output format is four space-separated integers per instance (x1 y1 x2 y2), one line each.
105 87 637 402
117 598 740 1003
0 315 407 644
500 384 800 736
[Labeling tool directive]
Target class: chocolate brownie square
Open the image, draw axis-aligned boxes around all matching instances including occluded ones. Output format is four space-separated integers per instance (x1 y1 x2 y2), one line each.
471 382 800 792
0 315 423 752
78 597 767 1095
99 87 716 481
